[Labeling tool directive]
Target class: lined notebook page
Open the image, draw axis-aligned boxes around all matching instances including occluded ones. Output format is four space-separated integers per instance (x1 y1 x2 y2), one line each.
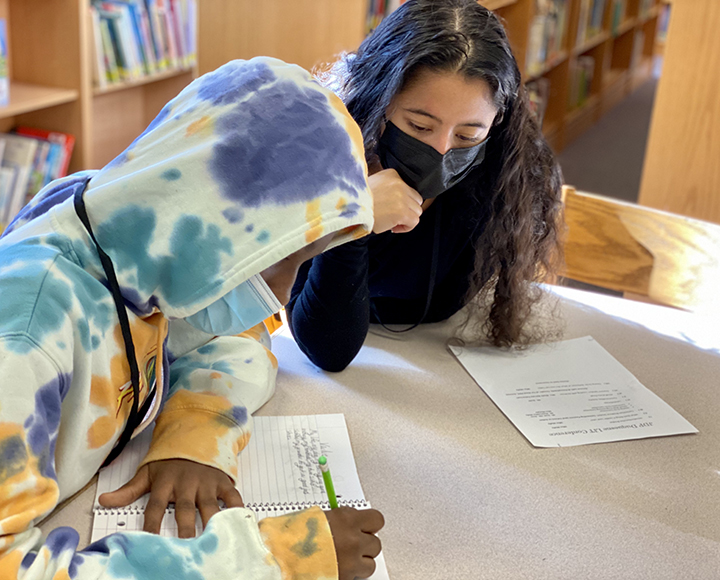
93 414 368 539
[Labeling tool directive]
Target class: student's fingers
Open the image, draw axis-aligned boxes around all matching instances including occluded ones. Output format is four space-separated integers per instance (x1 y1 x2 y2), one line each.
218 484 244 509
197 491 221 530
174 496 199 539
98 465 150 508
362 533 382 558
142 486 173 535
357 556 377 579
359 509 385 534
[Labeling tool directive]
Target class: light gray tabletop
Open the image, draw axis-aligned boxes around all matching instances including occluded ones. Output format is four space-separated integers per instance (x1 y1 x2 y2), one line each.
40 286 720 579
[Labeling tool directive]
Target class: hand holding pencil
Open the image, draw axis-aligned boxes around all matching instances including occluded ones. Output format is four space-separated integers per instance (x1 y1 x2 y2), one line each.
319 455 385 579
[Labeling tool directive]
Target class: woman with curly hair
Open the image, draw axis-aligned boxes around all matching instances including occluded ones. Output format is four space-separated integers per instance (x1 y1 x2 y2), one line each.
287 0 564 371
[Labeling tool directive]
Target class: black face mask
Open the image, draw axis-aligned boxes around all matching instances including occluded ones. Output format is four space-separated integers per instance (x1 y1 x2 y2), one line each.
377 122 488 200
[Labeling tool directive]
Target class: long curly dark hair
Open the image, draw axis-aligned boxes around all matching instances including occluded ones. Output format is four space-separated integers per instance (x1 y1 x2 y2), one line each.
319 0 564 346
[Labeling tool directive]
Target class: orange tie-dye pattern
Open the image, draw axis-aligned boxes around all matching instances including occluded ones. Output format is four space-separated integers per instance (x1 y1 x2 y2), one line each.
140 390 245 470
0 424 60 536
86 314 166 449
305 200 324 244
0 549 22 578
258 507 337 579
185 115 215 138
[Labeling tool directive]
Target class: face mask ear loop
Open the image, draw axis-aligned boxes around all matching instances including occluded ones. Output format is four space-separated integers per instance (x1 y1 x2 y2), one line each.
370 199 442 332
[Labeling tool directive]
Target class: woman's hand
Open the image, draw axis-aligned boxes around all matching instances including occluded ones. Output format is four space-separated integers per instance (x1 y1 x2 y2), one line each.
98 459 244 538
368 168 423 234
325 507 385 580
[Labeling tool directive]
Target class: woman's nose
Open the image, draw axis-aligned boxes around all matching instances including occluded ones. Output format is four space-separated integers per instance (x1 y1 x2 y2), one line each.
428 131 453 155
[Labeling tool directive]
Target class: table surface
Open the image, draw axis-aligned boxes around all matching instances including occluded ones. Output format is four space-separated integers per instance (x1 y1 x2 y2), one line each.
40 286 720 579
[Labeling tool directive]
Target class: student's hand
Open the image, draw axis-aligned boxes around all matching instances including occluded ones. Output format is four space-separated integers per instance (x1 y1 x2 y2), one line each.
325 507 385 580
98 459 244 538
260 231 337 305
368 167 423 235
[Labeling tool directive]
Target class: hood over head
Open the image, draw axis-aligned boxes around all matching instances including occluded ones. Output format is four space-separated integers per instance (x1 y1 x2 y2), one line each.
6 58 373 320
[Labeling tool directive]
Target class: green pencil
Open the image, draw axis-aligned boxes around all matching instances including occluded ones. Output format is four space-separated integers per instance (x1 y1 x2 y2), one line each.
318 455 338 509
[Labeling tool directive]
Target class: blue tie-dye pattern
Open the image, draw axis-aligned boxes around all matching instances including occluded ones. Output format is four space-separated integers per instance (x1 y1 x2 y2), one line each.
255 230 270 243
230 406 248 424
23 374 72 480
169 357 234 395
107 533 212 580
339 202 361 218
45 527 80 558
161 168 182 181
196 343 217 355
0 435 27 483
55 260 114 352
2 176 90 236
0 261 73 353
69 554 84 578
210 80 366 208
222 207 243 224
96 206 233 309
197 60 277 107
21 552 36 569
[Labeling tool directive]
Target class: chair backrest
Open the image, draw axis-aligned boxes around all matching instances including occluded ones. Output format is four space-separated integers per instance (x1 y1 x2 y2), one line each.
561 185 720 314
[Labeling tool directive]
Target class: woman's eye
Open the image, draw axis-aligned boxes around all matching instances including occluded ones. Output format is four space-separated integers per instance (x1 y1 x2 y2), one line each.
457 134 482 144
408 122 430 133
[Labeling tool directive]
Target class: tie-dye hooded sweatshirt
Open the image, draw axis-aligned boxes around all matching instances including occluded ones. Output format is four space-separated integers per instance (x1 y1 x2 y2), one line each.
0 57 373 580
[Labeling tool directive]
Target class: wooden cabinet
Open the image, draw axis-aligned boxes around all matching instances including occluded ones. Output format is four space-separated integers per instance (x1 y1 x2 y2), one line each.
638 0 720 224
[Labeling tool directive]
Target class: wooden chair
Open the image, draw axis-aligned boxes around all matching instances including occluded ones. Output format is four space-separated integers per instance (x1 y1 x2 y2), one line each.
560 186 720 315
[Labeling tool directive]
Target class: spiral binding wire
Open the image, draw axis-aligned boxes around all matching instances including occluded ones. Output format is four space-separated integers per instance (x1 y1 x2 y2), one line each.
97 498 369 517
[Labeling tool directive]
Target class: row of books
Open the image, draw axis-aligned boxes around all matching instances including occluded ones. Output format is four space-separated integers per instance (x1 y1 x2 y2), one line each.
0 128 75 230
610 0 628 35
569 55 595 109
90 0 197 90
577 0 607 45
526 78 550 126
365 0 405 33
0 19 7 107
526 0 569 77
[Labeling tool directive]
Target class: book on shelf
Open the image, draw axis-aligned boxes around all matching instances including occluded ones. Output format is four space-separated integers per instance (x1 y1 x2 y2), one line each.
610 0 627 35
657 3 670 43
366 0 406 33
576 0 607 46
0 128 76 229
526 78 550 126
569 55 595 109
631 29 646 70
0 135 38 228
526 0 569 77
0 18 8 107
90 0 197 89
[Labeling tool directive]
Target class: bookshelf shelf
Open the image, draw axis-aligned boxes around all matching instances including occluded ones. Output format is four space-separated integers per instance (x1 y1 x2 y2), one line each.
573 31 610 56
0 82 78 120
483 0 519 9
603 68 627 90
639 4 661 23
526 51 569 82
614 17 637 37
93 67 195 97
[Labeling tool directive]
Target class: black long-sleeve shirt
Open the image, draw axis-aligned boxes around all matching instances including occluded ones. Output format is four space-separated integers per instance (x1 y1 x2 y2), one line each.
287 180 490 371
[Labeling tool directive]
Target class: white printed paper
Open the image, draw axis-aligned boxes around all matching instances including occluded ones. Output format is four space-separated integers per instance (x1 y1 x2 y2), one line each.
451 336 697 447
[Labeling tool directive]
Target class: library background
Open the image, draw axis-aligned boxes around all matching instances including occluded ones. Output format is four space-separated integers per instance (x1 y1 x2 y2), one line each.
1 0 716 234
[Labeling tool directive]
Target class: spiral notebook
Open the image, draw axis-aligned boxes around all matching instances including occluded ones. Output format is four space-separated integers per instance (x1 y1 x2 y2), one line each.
91 414 376 539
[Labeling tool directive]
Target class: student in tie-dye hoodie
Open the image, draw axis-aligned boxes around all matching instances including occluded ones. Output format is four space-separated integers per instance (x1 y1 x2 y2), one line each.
0 57 384 580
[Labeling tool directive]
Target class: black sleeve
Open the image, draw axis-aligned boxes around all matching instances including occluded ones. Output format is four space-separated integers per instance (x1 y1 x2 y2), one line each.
286 238 370 372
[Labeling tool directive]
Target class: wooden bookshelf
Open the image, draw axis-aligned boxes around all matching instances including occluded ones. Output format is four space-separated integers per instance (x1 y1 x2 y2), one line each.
0 0 199 174
0 82 78 120
494 0 664 151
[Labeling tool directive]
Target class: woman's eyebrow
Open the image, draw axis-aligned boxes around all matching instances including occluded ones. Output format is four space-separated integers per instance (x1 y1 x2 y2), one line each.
404 108 486 129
